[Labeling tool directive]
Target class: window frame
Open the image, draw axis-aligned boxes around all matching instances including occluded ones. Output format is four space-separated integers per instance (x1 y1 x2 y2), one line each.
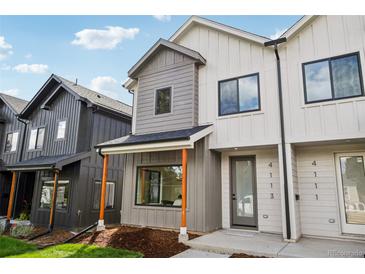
38 177 71 211
302 51 364 104
28 126 46 151
4 131 19 153
55 119 67 141
92 180 116 211
154 86 173 116
218 72 261 117
134 164 184 208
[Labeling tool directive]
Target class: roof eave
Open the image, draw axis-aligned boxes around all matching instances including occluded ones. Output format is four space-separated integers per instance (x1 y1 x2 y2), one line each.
279 15 318 40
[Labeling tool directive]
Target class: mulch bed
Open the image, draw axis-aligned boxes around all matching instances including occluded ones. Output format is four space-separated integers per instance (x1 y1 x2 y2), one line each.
75 225 200 258
27 228 74 247
230 253 267 258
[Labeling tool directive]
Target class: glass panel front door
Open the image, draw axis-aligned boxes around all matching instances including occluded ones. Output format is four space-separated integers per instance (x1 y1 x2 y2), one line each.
231 157 257 227
336 153 365 235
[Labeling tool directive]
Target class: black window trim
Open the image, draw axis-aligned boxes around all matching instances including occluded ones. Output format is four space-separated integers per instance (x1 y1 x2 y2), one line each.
28 126 46 151
4 131 19 153
154 86 172 116
55 119 67 141
134 164 184 209
92 179 117 211
302 51 364 104
38 177 71 212
218 72 261 117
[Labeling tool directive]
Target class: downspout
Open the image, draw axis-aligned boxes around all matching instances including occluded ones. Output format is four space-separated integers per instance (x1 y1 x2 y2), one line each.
264 37 291 240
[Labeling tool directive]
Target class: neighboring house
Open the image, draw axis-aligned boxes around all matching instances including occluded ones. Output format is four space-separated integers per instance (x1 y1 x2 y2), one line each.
4 74 132 229
97 15 365 242
0 93 28 216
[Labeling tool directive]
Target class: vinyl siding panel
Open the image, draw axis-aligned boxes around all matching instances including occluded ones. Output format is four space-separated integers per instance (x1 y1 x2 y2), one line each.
296 143 365 238
135 48 198 134
120 137 221 232
281 15 365 143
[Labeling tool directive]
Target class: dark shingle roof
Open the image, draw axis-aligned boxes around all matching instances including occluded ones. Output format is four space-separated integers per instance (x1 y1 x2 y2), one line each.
0 93 28 114
96 125 212 148
54 75 132 117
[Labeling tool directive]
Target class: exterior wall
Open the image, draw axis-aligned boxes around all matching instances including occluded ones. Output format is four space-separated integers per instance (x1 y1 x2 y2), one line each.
121 137 221 233
174 24 281 149
23 89 81 161
221 147 282 234
296 142 365 238
0 101 26 167
134 48 199 134
281 15 365 144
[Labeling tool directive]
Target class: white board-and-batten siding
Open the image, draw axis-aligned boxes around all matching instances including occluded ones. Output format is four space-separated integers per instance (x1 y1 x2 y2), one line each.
221 148 282 234
281 15 365 144
174 24 281 150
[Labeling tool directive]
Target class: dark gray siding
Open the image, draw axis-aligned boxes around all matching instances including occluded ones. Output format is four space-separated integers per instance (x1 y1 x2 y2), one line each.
76 111 131 227
23 89 81 161
121 136 221 233
0 101 26 167
135 48 199 134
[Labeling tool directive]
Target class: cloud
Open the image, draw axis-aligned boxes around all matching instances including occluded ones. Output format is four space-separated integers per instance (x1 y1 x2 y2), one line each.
0 88 19 96
71 26 139 50
153 15 172 22
13 64 48 74
0 36 13 60
1 64 11 71
90 76 120 99
25 53 32 59
269 28 288 40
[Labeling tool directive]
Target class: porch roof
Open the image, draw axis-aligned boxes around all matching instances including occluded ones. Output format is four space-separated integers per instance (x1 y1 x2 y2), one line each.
6 152 91 171
95 125 213 155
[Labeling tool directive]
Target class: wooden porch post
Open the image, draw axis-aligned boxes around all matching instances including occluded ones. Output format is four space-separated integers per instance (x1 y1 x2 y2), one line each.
6 172 17 222
97 154 109 231
48 170 59 231
179 148 189 242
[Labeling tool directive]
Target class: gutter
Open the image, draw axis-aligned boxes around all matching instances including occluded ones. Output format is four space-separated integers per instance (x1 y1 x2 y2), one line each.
264 37 291 241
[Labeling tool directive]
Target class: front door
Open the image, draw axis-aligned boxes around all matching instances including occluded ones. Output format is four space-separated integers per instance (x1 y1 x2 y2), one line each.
230 156 257 228
336 153 365 235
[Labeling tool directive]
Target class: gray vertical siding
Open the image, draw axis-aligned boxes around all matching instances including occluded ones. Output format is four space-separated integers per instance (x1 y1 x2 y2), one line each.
121 136 221 233
135 48 198 134
0 102 26 166
23 89 81 161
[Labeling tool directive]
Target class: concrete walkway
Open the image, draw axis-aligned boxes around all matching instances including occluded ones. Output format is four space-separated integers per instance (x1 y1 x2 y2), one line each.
184 230 365 258
172 249 230 258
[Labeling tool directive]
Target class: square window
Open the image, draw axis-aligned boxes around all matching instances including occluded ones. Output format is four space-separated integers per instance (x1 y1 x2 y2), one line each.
136 166 182 207
219 73 260 116
40 180 70 210
56 120 66 139
93 181 115 209
303 52 364 103
155 87 171 115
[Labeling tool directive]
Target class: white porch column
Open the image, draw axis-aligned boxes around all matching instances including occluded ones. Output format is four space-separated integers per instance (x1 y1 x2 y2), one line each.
278 143 302 242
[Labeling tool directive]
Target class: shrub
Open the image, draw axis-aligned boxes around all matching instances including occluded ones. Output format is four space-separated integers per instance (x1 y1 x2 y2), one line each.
18 212 30 221
10 224 34 238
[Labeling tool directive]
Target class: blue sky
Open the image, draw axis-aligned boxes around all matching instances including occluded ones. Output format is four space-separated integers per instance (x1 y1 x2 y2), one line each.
0 15 301 105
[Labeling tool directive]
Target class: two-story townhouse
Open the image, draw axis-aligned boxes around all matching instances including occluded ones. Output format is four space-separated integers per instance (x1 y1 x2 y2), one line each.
5 74 132 230
97 16 365 243
0 93 28 217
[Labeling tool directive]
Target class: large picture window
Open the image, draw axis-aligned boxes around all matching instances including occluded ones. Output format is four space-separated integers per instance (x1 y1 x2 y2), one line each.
155 87 172 115
40 180 70 210
218 73 260 116
29 127 45 150
136 166 182 207
4 132 19 153
92 181 115 210
303 52 364 103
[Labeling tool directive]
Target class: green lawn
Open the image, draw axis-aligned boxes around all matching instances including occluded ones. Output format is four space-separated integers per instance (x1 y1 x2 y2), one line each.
0 236 38 257
8 243 143 258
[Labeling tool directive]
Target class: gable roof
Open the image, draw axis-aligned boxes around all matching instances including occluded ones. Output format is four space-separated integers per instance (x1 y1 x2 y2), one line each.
0 93 28 115
279 15 317 40
169 16 271 45
128 38 206 79
21 74 132 118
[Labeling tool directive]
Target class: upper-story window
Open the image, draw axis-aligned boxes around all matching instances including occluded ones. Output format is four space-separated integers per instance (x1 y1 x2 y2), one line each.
155 87 172 115
56 120 67 140
218 73 260 116
29 127 45 150
4 132 19 153
303 52 364 104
